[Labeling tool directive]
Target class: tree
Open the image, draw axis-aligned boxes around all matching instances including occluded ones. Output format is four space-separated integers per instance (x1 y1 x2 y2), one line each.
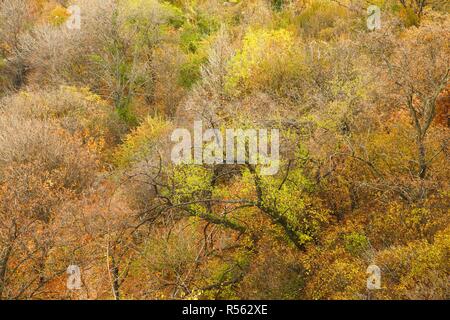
366 18 449 199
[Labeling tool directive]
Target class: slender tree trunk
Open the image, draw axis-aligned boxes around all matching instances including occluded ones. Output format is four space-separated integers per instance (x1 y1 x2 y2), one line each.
0 244 12 299
111 261 120 300
418 139 427 179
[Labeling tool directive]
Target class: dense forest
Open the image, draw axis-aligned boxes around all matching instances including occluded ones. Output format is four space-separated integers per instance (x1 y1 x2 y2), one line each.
0 0 448 300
